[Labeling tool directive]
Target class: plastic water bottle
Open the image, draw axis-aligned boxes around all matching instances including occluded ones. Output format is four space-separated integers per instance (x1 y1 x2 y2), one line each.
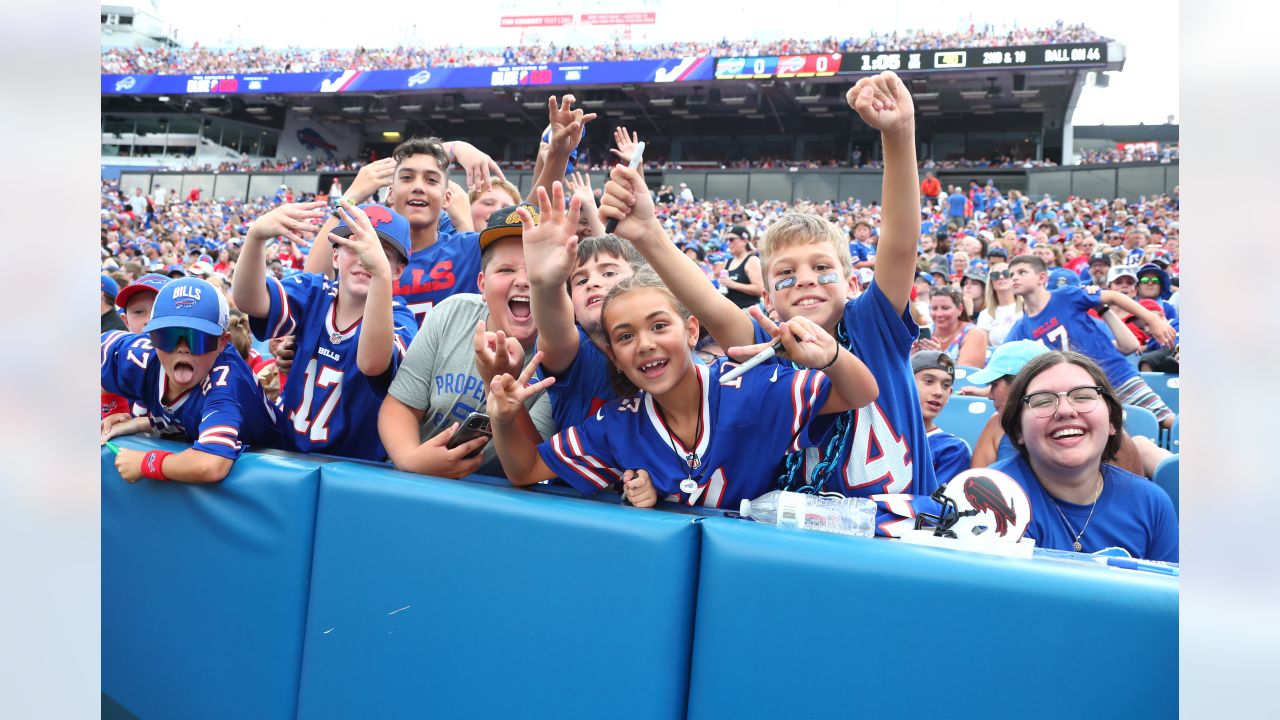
740 490 875 538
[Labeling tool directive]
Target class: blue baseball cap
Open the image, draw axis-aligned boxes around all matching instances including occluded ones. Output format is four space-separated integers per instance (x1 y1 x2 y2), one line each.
115 273 172 309
965 340 1050 386
333 203 411 263
1047 268 1081 289
100 274 120 299
144 277 229 336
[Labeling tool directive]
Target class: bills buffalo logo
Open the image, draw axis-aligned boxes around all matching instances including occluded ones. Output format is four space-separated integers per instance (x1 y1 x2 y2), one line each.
365 205 394 228
963 474 1018 537
174 297 200 309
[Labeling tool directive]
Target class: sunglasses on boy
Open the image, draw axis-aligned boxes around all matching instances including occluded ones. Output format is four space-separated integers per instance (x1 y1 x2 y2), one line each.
1138 276 1161 285
149 326 222 354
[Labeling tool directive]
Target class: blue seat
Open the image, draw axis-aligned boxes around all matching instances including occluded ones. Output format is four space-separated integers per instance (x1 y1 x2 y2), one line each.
1169 418 1180 453
935 396 994 450
1140 372 1179 416
1152 454 1179 516
951 364 981 390
1122 404 1160 443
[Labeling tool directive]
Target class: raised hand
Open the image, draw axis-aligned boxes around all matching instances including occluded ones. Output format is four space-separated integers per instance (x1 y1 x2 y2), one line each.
328 199 392 279
609 126 641 162
622 468 657 508
486 351 556 427
246 201 326 244
846 71 915 135
472 319 525 386
451 141 506 194
547 94 598 153
598 163 657 242
346 157 397 204
566 171 596 207
518 182 581 286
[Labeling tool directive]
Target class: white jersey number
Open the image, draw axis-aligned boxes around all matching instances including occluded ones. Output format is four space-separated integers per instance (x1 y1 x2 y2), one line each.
842 403 913 494
289 359 344 443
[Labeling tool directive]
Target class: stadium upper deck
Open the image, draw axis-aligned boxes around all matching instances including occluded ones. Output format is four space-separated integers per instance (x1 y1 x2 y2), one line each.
102 24 1106 74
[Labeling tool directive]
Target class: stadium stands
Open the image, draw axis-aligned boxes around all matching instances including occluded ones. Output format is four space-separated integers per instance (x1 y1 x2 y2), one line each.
102 25 1108 74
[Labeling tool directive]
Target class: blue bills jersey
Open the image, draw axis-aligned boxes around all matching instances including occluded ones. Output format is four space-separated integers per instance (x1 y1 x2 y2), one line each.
249 273 417 461
537 327 617 431
992 453 1178 561
393 229 481 326
754 281 937 500
538 360 831 508
1005 286 1138 388
927 426 972 487
100 331 281 459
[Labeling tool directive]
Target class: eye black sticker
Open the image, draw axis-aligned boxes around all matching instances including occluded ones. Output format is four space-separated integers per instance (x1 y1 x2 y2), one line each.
817 272 840 284
773 277 797 291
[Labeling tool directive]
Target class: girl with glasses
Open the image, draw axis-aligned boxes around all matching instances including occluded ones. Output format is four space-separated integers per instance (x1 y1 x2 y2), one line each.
990 350 1177 561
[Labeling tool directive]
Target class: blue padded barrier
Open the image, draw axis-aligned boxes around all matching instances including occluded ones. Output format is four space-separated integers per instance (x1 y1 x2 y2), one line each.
297 463 702 720
102 437 328 720
687 518 1178 720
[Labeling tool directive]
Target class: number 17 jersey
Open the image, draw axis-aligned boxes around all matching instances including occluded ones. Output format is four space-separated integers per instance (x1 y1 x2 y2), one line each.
250 273 418 460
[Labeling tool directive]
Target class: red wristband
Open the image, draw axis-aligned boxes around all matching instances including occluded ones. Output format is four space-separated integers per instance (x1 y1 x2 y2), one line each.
140 450 173 481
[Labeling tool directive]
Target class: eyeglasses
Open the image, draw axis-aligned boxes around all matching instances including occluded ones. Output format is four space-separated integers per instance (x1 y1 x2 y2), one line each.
150 326 222 354
1138 276 1161 285
1022 385 1106 417
989 270 1011 280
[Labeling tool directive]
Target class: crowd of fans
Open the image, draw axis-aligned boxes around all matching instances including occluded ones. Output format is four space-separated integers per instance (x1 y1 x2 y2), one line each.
100 74 1178 562
1078 145 1179 165
160 151 1165 175
102 23 1105 75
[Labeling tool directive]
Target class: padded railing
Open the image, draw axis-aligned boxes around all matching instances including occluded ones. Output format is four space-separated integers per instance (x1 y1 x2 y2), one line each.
103 438 1178 719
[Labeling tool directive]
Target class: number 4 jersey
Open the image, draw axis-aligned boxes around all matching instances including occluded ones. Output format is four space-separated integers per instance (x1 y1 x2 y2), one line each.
100 331 282 458
249 273 418 460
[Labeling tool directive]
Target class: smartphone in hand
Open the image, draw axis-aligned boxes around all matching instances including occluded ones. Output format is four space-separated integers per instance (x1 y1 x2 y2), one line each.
446 412 493 453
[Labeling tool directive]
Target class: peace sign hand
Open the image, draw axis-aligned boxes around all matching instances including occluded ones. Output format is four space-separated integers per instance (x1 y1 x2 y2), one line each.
486 351 557 427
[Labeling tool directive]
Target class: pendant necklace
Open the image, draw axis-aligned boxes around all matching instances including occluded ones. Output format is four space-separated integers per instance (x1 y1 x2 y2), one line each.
1049 473 1103 552
655 400 704 495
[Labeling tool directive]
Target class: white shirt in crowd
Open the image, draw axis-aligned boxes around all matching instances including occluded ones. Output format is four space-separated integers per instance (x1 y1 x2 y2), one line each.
976 302 1023 347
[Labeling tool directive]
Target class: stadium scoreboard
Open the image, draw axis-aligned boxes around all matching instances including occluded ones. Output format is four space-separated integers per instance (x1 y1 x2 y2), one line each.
847 43 1105 73
714 53 842 80
714 43 1107 79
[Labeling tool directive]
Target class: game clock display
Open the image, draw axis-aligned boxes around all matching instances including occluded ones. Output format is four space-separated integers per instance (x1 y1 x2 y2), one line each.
842 43 1107 74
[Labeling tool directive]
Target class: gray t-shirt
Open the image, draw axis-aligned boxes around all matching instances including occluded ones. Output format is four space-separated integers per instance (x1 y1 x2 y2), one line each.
388 293 554 477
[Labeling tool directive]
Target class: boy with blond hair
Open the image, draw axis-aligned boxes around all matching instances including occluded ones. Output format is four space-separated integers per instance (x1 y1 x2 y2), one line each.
600 72 936 526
